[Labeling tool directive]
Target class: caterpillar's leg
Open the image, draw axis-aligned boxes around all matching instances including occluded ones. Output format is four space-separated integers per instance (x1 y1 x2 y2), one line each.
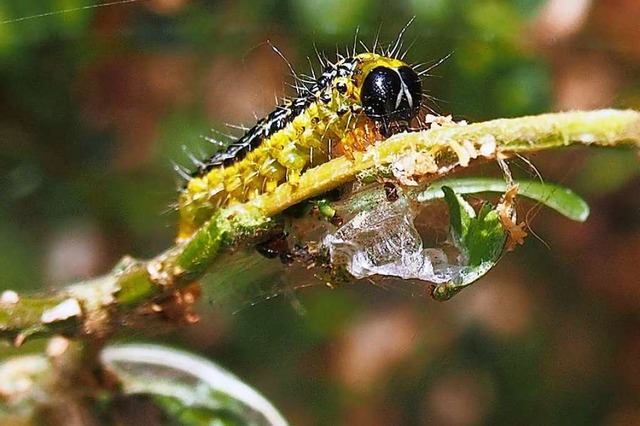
256 233 293 264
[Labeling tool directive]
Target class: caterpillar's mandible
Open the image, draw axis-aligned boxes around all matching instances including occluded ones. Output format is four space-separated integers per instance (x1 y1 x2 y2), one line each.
178 52 422 239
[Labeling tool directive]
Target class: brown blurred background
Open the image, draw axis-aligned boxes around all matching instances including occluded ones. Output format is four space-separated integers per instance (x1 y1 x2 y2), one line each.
0 0 639 424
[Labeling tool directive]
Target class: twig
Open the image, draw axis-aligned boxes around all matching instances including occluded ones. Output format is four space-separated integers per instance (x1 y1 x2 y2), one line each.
0 109 637 345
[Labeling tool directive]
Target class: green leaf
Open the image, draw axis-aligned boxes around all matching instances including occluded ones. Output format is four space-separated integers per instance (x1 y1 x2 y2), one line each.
441 186 475 243
418 178 590 222
466 203 507 267
154 395 246 426
433 187 507 301
101 344 289 426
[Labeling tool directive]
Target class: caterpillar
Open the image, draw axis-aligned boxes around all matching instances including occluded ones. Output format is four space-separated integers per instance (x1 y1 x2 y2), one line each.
177 51 423 240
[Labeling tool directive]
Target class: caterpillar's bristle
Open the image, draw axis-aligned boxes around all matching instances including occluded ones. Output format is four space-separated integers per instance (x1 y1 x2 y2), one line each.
181 146 205 168
202 136 224 147
172 162 192 181
223 123 250 132
313 44 326 68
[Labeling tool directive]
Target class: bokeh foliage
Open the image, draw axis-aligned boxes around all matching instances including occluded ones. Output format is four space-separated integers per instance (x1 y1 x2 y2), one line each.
1 0 639 425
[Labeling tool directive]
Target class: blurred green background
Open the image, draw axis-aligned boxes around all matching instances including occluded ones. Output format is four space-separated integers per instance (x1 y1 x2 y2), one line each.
1 0 639 424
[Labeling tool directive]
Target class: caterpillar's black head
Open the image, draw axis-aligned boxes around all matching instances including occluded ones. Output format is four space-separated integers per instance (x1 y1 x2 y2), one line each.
361 65 422 136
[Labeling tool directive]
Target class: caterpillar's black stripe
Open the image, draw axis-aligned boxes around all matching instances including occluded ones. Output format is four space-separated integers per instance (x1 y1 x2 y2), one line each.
194 57 361 175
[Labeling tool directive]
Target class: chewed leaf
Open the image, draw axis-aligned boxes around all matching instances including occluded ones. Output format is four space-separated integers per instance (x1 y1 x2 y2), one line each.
419 178 590 222
467 202 508 267
441 185 475 243
432 187 507 301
